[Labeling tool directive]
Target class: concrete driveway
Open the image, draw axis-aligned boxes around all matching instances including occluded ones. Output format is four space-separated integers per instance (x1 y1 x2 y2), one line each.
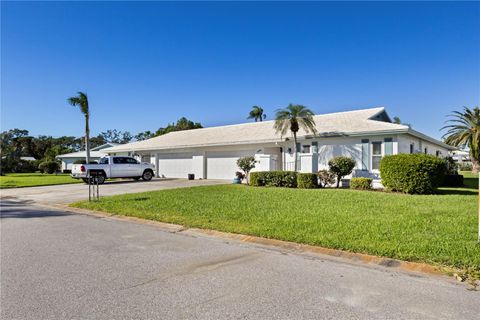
0 178 227 204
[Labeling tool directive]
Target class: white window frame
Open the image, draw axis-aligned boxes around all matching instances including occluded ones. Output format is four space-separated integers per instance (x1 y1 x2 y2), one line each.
371 141 383 172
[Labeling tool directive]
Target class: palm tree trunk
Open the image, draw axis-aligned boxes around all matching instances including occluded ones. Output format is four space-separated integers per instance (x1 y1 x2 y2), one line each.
471 157 479 174
293 132 298 172
85 114 91 163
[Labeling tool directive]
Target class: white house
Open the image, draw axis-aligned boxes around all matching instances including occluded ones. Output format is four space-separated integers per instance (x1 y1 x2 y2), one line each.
103 107 454 180
56 143 124 172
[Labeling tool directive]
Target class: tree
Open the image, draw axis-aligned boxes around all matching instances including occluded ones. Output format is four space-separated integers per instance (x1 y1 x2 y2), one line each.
328 156 356 188
135 130 154 141
442 106 480 173
68 92 91 163
247 106 266 122
273 104 317 171
100 129 133 144
155 117 203 136
393 116 401 124
236 156 256 183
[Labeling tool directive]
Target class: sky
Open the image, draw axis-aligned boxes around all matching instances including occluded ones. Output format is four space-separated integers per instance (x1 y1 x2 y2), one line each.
1 1 479 140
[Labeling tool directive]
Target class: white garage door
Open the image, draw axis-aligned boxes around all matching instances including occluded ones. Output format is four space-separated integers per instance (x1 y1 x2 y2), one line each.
157 153 193 178
206 151 254 180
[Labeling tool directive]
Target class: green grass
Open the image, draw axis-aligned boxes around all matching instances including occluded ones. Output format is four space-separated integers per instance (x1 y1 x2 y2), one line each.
0 173 82 188
72 171 480 273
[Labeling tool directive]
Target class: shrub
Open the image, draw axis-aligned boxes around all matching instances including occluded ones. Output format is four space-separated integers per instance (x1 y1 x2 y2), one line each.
297 173 318 189
444 156 458 175
317 169 336 188
328 156 356 188
250 171 297 188
443 174 464 187
459 162 472 171
38 161 60 174
380 154 446 194
350 177 373 190
237 156 256 183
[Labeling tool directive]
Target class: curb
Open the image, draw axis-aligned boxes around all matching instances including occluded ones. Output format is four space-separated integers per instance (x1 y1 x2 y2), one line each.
40 202 453 279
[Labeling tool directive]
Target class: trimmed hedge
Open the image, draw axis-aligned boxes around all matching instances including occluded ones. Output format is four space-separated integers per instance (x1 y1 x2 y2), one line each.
443 174 464 187
297 173 318 189
38 161 60 174
350 177 372 190
380 154 446 194
250 171 297 188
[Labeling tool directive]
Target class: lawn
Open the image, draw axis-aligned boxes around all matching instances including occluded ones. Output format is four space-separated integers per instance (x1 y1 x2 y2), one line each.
0 173 82 188
72 172 479 273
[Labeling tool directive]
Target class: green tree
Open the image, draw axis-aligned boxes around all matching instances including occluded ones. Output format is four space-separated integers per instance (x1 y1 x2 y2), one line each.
442 106 480 173
67 92 91 163
155 117 203 136
328 156 356 188
100 129 133 144
247 106 266 122
273 104 317 171
135 130 154 141
236 156 256 183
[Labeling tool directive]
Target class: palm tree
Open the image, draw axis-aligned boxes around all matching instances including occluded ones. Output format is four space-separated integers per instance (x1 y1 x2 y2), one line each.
442 106 480 173
247 106 266 122
68 92 91 163
274 104 317 171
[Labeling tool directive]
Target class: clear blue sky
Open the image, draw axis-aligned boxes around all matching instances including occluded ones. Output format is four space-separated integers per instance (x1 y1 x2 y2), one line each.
2 1 479 140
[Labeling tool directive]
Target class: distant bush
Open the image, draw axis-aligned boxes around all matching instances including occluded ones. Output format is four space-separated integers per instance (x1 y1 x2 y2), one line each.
73 159 98 164
38 161 60 174
380 154 446 194
443 174 464 187
350 177 373 190
0 157 39 173
250 171 297 188
328 156 356 188
458 162 472 171
297 173 318 189
317 169 336 188
444 157 458 175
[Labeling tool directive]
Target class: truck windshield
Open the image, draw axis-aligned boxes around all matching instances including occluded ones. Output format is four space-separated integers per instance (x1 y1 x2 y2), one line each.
99 158 109 164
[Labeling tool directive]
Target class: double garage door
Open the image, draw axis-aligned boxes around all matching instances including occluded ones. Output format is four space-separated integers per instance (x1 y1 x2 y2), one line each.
157 151 254 180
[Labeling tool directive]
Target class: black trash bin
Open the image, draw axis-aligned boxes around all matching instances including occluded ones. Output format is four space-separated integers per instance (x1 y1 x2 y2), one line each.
188 173 195 180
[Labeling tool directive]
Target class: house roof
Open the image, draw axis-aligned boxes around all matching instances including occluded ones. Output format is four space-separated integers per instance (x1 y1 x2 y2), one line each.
104 107 454 152
56 143 122 159
56 150 109 159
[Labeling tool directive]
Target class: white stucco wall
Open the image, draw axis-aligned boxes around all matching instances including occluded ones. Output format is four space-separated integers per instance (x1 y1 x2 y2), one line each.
397 134 449 157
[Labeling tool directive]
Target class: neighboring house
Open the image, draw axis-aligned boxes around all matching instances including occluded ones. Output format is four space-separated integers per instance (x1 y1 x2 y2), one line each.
451 149 470 164
103 107 454 180
56 143 125 171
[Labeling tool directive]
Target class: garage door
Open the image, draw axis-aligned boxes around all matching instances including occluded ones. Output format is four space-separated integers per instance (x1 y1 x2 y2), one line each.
157 153 193 178
206 151 254 180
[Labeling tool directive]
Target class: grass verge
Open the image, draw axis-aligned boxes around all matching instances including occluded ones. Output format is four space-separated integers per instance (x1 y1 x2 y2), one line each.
71 172 479 279
0 173 82 188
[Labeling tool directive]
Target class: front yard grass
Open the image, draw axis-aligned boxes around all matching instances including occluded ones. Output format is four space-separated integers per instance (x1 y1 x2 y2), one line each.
71 172 479 274
0 173 82 188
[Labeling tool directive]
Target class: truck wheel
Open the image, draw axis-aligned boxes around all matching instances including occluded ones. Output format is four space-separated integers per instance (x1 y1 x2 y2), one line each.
94 174 106 184
142 170 153 181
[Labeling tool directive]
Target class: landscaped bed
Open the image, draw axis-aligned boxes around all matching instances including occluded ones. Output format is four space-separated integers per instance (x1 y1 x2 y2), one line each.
0 173 82 188
71 172 479 275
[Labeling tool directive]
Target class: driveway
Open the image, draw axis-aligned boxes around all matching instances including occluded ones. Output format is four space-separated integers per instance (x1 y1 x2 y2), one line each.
1 199 479 319
0 178 227 204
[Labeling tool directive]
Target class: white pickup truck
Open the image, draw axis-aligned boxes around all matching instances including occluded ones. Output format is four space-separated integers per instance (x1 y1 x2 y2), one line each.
71 156 155 184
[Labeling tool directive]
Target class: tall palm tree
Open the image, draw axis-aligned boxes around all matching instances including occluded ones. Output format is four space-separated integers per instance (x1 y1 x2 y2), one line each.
442 106 480 173
68 92 91 163
274 104 317 171
247 106 266 122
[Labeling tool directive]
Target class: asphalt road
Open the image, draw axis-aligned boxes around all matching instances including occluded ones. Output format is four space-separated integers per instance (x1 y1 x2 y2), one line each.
1 198 479 319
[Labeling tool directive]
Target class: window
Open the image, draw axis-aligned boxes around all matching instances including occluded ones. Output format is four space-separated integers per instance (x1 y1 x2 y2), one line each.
302 145 311 153
372 142 382 170
99 158 109 164
311 141 318 153
410 143 414 154
436 150 441 157
113 157 127 164
295 143 301 153
424 147 428 154
126 157 139 164
361 139 369 170
384 138 393 155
